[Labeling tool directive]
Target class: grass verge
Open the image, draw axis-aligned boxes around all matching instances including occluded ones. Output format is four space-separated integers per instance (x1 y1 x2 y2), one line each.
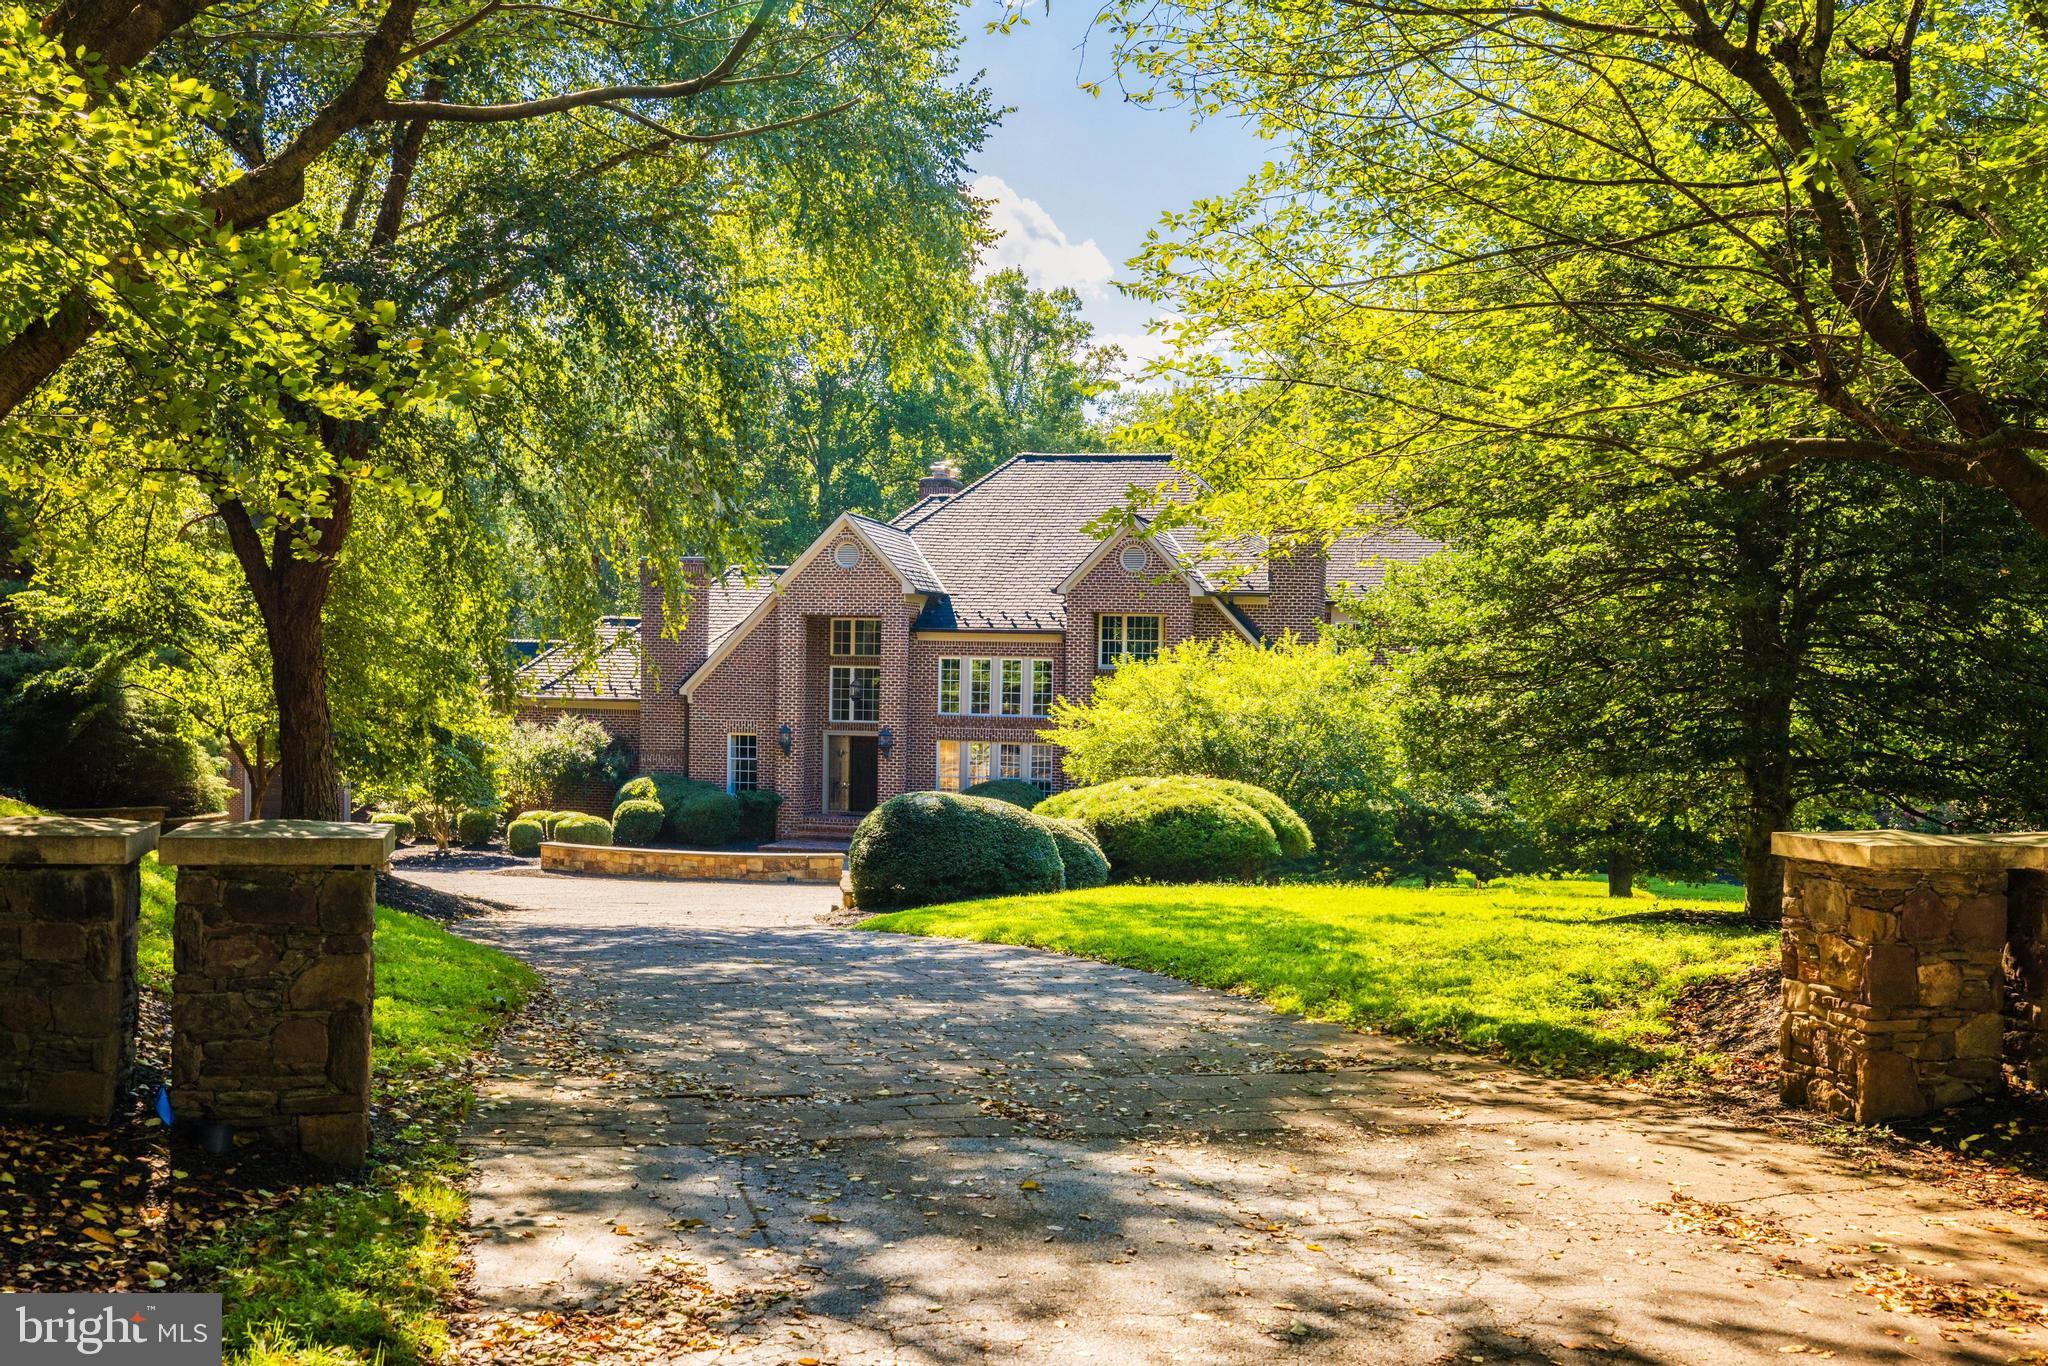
863 876 1771 1075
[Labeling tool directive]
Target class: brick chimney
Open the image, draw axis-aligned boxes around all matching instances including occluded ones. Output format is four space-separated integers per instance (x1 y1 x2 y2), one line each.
1265 536 1328 642
638 558 710 773
918 459 964 501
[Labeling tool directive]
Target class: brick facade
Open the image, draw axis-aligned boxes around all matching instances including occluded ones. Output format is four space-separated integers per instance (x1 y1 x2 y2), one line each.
639 560 707 772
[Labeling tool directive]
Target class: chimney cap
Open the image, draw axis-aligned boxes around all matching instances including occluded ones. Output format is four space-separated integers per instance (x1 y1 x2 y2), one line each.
918 460 965 501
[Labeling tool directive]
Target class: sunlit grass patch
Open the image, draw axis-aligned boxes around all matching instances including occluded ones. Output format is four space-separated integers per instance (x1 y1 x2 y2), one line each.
863 876 1770 1076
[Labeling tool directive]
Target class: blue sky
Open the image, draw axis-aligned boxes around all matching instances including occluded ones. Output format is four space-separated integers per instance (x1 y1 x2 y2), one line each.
954 4 1272 374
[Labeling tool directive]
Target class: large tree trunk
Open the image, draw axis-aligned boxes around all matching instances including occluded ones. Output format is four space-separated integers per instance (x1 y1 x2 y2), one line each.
264 578 342 819
1606 849 1635 898
1731 485 1802 928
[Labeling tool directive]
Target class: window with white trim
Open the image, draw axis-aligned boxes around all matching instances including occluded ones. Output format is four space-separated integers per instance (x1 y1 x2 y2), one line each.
830 617 880 657
1097 614 1162 669
726 733 758 792
829 665 881 722
937 656 1054 717
935 740 1059 795
968 658 993 715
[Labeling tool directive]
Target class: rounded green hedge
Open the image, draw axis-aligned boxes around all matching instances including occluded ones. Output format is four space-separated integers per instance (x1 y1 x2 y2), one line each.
849 791 1065 911
614 775 659 807
553 813 613 846
1038 777 1280 881
737 789 783 841
369 811 415 844
1204 778 1314 859
962 778 1044 809
612 798 665 847
506 817 544 857
671 787 740 847
1040 815 1110 889
455 808 497 847
513 809 556 835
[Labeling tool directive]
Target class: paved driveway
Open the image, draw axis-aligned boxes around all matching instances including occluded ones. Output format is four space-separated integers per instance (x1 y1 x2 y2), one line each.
400 863 2048 1363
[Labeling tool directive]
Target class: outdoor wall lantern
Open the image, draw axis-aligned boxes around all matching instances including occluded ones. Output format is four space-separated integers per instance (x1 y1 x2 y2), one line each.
777 722 793 756
877 725 895 758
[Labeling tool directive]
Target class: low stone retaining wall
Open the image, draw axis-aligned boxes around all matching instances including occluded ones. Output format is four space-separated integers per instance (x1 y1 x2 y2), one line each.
0 818 156 1122
540 841 843 884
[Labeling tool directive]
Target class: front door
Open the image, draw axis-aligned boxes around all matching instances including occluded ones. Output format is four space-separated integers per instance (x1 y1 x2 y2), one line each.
826 734 880 815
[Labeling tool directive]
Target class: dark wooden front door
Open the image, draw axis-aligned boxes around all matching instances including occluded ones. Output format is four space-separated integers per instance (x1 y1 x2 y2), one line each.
827 734 880 814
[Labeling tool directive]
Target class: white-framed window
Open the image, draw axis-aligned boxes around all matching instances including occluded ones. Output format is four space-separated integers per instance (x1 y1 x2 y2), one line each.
727 733 758 792
938 657 961 714
968 658 993 715
935 740 1059 795
937 656 1054 717
1098 614 1162 669
830 665 881 722
1029 745 1056 793
1030 659 1053 716
830 617 881 657
999 659 1025 716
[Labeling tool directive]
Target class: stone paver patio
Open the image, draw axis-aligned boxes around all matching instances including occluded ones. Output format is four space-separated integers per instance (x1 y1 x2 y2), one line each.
398 862 2048 1363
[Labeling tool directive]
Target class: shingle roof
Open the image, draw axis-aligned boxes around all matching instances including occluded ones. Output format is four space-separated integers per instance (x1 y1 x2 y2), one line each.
516 617 640 701
847 514 945 595
1328 525 1441 592
902 454 1201 631
708 570 777 648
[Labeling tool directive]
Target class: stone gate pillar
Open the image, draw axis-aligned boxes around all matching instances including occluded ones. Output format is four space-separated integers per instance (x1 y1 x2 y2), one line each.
1773 830 2047 1122
0 817 157 1122
159 820 396 1168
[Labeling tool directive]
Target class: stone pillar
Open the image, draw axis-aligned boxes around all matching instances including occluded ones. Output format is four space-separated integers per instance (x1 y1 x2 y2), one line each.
0 818 157 1122
159 820 396 1168
1774 830 2027 1122
2008 870 2048 1089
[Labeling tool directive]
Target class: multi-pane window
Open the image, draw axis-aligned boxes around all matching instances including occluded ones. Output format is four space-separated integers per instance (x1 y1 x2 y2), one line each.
726 733 758 793
936 656 1054 716
935 740 1058 795
1098 614 1162 669
999 660 1025 716
968 658 993 715
829 665 881 722
830 617 881 657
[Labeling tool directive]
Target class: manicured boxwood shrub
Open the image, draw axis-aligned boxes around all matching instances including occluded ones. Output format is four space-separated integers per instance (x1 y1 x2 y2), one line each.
670 787 740 847
506 817 544 857
962 778 1045 809
514 808 558 835
850 792 1065 911
612 798 666 847
737 789 783 842
1040 816 1110 889
553 813 613 846
614 776 660 808
370 811 415 845
1205 778 1314 859
455 808 497 847
1038 777 1281 882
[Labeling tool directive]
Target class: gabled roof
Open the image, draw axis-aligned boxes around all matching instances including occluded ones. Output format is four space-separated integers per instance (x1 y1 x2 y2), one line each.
902 454 1201 631
846 513 945 595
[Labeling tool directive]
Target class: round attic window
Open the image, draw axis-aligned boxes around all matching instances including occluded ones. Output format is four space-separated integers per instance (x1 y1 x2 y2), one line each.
1119 544 1149 573
833 540 861 569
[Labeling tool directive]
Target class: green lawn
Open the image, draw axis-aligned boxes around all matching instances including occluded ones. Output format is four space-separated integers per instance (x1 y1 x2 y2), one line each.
863 876 1770 1076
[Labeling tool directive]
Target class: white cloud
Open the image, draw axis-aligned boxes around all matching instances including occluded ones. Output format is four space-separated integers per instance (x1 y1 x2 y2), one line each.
972 174 1114 298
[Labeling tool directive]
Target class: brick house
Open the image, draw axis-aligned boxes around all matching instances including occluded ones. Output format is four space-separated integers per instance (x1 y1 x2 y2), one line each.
515 453 1436 840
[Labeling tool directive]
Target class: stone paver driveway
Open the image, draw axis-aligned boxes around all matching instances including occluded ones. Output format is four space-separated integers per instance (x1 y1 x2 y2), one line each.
400 863 2048 1363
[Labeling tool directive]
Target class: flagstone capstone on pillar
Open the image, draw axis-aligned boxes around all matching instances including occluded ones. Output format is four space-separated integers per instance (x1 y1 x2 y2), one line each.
160 819 395 1168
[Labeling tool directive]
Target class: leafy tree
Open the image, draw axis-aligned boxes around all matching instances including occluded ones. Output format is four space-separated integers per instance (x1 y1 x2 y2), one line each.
1043 638 1407 870
944 267 1122 479
5 0 991 816
1362 462 2048 922
1102 0 2048 539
